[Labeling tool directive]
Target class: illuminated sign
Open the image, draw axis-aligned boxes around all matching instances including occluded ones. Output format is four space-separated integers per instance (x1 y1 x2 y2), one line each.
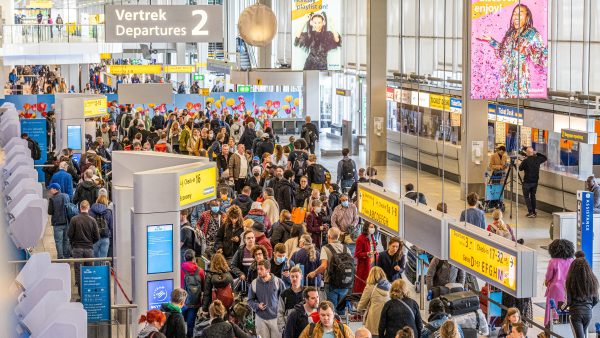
193 74 205 81
386 87 394 101
164 65 195 73
449 226 517 291
107 65 162 75
429 94 451 111
147 224 174 274
450 98 462 114
27 0 53 8
83 97 108 117
201 88 210 96
104 5 224 43
238 85 252 93
336 88 351 96
357 184 400 233
100 53 112 60
179 166 217 207
561 129 596 144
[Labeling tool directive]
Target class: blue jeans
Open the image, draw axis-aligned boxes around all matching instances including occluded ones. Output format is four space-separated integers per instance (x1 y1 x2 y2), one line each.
325 284 348 315
93 238 110 263
341 179 355 192
182 306 199 338
52 224 70 259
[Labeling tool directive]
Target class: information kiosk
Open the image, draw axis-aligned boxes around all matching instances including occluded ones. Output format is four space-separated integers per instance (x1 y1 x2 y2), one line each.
54 94 107 155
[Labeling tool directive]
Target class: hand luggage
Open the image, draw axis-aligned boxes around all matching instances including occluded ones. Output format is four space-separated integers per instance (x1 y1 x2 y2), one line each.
440 291 480 316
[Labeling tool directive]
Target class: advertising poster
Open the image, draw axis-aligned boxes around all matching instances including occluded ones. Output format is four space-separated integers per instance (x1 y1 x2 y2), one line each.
471 0 548 99
20 118 47 182
81 265 111 322
291 0 342 71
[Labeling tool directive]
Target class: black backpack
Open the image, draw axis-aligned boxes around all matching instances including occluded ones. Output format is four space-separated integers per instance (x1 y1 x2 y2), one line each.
182 225 205 256
325 244 355 289
94 213 109 237
29 139 41 160
303 125 317 144
183 267 203 307
341 159 354 180
292 152 307 177
311 164 327 184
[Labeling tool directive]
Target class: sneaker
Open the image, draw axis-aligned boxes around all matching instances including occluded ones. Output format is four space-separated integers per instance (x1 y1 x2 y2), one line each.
527 213 536 218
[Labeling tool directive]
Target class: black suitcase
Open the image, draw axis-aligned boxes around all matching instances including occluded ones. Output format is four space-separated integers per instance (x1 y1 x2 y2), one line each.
440 291 480 316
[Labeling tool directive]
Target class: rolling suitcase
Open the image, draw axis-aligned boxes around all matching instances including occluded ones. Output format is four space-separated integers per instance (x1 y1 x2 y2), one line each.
440 291 480 316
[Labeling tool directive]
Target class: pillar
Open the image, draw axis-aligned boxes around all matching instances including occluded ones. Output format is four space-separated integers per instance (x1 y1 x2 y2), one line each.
303 70 321 122
62 64 80 92
176 43 187 85
257 0 273 69
366 0 387 166
460 0 487 197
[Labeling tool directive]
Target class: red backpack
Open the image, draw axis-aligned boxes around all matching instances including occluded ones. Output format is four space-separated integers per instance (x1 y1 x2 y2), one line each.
154 143 167 152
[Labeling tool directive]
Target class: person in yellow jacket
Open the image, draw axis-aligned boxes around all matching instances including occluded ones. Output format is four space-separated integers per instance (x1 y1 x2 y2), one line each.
298 301 355 338
178 121 192 155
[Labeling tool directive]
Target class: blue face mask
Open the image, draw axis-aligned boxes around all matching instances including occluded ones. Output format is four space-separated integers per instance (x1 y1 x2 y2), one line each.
276 257 286 264
341 201 349 207
211 206 220 213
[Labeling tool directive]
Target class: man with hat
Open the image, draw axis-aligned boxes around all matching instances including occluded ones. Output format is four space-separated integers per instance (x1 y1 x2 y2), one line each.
252 221 273 258
47 183 71 259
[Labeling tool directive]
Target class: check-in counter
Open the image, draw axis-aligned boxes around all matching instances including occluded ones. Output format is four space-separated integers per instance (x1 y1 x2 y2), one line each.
553 212 600 261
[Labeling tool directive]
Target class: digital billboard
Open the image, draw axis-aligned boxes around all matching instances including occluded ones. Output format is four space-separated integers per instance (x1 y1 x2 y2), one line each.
471 0 548 99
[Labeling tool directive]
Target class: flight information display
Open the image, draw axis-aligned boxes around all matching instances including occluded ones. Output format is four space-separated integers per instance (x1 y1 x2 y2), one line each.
147 224 173 274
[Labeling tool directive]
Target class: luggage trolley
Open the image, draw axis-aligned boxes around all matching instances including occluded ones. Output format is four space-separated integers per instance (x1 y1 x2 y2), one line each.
548 299 572 337
483 170 506 212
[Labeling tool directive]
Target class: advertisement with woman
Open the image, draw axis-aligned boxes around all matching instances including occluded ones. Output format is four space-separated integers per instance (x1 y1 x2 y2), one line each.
292 0 342 71
471 1 548 100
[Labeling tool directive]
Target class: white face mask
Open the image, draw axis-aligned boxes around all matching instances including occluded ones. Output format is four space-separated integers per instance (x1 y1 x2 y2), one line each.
368 228 376 235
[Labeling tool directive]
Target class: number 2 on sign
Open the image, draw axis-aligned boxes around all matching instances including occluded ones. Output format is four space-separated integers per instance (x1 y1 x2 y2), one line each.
192 10 208 36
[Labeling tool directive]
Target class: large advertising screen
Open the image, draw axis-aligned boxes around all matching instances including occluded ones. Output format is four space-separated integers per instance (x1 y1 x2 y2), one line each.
147 224 174 274
147 279 173 310
291 0 342 71
470 0 548 99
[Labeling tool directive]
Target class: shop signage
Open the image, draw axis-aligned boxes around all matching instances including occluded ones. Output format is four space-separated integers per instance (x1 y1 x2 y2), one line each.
449 226 517 291
163 65 195 73
577 191 594 266
393 89 402 103
336 88 351 96
179 166 216 207
490 104 523 126
83 97 108 117
488 103 497 121
561 129 597 144
193 74 205 81
418 92 430 108
401 90 411 105
357 184 400 234
450 97 462 114
107 65 162 75
410 91 419 106
386 87 394 101
104 5 224 43
429 94 451 111
81 266 110 322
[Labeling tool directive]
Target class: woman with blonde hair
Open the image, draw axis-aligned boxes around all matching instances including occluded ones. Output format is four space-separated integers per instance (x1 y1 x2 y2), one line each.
439 320 461 338
487 209 515 241
194 299 251 338
357 266 391 337
290 234 321 286
379 279 423 338
169 121 181 153
271 144 287 167
202 253 234 314
186 128 202 156
497 307 521 338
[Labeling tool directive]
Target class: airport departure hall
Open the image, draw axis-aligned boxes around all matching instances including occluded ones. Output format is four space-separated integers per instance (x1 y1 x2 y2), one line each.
1 0 600 337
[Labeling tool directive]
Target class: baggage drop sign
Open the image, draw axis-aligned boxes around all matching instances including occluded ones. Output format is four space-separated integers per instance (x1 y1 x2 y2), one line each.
178 166 216 208
357 183 400 235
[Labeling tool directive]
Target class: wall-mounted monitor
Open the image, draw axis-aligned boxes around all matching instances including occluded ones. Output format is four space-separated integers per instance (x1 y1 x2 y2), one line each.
147 279 173 310
67 125 82 150
147 224 173 275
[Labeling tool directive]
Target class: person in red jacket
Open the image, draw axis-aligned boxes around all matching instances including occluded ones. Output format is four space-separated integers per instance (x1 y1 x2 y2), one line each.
252 221 273 258
305 199 325 248
354 222 379 293
180 249 205 337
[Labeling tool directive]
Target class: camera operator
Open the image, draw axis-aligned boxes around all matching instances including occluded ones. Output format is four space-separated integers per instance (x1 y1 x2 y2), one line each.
489 145 509 173
518 147 547 218
585 176 600 214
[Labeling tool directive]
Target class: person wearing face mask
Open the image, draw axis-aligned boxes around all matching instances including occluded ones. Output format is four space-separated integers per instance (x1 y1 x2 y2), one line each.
198 200 225 252
306 199 325 248
376 237 406 282
331 194 359 254
354 222 379 293
295 176 312 208
271 243 293 286
247 166 264 201
277 266 305 333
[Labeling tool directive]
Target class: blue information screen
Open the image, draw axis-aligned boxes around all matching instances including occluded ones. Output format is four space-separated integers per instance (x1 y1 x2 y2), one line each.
147 279 173 310
147 224 173 274
67 125 82 150
81 265 110 322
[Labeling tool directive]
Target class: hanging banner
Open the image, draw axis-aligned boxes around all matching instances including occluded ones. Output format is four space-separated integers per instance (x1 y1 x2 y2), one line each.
291 0 342 71
470 0 548 100
179 166 217 207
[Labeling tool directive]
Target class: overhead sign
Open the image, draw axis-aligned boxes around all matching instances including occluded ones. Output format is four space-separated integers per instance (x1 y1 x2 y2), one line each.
83 97 108 117
81 266 111 322
107 65 162 75
27 0 53 8
357 183 400 235
238 85 252 93
179 166 217 207
100 53 112 60
577 191 594 266
164 65 195 73
448 222 537 298
562 129 597 144
489 104 524 126
104 5 223 43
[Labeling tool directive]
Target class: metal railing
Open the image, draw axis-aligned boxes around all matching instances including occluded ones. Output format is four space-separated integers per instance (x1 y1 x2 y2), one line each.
2 24 105 44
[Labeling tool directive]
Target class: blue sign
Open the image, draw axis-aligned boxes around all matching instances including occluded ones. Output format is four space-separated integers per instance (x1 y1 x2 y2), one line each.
67 125 82 150
147 279 173 310
147 224 174 274
81 265 111 322
450 98 462 109
20 119 47 182
579 191 594 265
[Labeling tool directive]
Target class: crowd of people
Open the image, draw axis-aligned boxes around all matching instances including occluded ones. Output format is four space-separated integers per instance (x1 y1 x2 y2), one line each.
38 103 600 338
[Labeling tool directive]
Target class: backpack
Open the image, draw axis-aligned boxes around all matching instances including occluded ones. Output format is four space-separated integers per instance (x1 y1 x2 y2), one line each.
291 207 306 224
311 164 326 184
303 125 317 144
182 225 205 256
292 152 307 177
63 194 79 220
154 143 168 152
325 244 355 289
341 159 354 180
212 283 234 309
94 213 109 237
183 268 203 307
29 139 41 160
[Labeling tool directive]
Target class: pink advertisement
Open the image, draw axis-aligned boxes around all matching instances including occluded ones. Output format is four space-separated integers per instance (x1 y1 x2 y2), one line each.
471 0 548 100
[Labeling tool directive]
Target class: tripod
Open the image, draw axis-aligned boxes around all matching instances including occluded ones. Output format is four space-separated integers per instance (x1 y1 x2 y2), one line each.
498 158 523 219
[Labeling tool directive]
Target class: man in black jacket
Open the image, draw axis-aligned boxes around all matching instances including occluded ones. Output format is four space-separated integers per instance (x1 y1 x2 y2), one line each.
232 186 253 216
239 122 257 154
283 287 319 338
47 183 70 259
67 200 99 290
348 168 369 200
72 169 99 205
301 116 319 154
160 288 188 338
518 147 547 218
276 170 296 213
